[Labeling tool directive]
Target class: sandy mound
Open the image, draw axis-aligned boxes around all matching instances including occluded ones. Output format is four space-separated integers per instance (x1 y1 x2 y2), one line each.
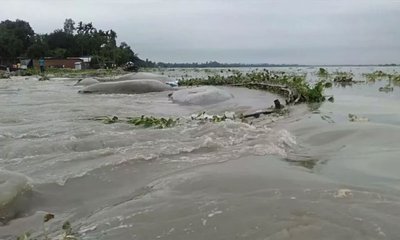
79 79 173 94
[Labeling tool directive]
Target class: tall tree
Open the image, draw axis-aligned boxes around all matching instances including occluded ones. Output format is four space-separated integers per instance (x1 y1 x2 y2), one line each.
114 42 136 65
0 27 24 63
26 34 48 58
0 19 34 62
47 29 70 49
63 18 75 35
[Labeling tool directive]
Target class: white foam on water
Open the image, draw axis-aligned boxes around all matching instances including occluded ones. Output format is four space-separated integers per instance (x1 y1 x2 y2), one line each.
1 117 297 186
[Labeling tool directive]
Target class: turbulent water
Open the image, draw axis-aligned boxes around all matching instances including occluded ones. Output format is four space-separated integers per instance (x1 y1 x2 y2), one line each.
1 67 400 239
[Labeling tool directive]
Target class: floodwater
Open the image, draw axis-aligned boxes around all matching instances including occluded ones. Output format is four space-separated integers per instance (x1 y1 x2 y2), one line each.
1 67 400 239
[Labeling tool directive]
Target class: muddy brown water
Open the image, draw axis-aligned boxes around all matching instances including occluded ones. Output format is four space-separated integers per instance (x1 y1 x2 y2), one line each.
1 67 400 239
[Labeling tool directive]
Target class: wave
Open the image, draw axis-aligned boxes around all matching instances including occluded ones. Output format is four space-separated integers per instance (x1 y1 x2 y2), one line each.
0 170 32 224
1 121 297 186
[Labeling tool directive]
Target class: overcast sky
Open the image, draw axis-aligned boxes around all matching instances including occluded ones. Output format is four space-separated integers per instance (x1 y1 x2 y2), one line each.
1 0 399 64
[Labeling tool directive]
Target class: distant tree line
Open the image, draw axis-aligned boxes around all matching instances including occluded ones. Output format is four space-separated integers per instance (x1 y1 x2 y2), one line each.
156 61 302 68
0 19 155 68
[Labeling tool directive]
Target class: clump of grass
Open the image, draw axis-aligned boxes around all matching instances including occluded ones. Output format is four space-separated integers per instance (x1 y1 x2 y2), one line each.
178 70 327 103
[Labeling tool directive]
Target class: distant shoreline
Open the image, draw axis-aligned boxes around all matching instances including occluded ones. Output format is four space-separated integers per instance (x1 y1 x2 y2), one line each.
155 62 399 68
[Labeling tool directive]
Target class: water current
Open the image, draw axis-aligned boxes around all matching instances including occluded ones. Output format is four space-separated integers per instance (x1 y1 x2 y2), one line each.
1 67 400 239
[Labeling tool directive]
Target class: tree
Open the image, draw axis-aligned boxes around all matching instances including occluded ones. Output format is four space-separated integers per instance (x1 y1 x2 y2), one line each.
1 18 152 68
49 48 67 58
0 19 34 51
0 19 34 62
26 34 48 58
107 30 117 47
114 42 135 65
76 21 84 34
47 29 69 49
0 27 24 63
63 18 75 35
90 55 104 69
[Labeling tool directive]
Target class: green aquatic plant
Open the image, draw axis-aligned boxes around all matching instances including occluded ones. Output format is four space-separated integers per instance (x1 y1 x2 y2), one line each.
178 70 327 103
324 82 333 88
127 116 179 128
93 115 178 128
93 107 286 128
103 116 119 124
317 68 329 77
363 71 400 84
331 71 354 83
363 70 392 81
306 81 326 102
333 75 353 83
392 74 400 82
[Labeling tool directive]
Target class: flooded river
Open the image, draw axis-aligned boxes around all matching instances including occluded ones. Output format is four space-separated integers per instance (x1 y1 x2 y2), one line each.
1 67 400 239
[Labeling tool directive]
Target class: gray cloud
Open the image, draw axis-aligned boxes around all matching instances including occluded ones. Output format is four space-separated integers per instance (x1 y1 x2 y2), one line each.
1 0 399 64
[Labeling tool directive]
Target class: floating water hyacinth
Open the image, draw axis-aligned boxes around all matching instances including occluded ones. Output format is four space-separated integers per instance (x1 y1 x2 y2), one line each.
93 107 287 128
126 116 179 128
317 68 329 77
178 70 327 103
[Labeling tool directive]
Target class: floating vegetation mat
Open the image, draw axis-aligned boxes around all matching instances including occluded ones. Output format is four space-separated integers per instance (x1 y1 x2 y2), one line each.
178 70 327 103
363 70 400 82
91 109 287 128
